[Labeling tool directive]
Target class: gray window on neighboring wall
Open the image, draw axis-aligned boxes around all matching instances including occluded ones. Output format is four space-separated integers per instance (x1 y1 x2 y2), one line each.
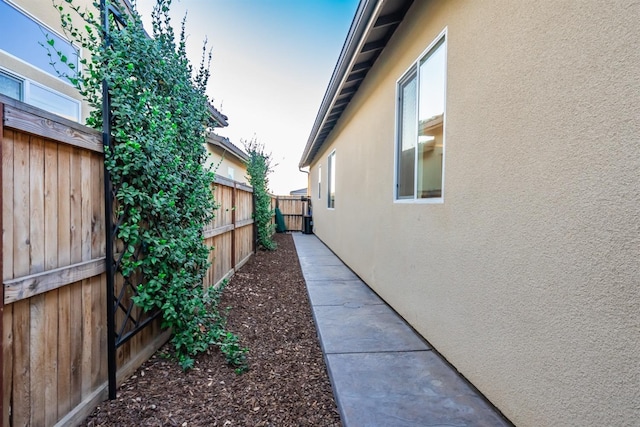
0 70 22 99
327 151 335 209
0 68 81 121
318 165 322 200
396 33 446 201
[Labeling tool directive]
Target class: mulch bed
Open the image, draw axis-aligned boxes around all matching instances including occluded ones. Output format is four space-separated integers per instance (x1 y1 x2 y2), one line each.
82 233 341 426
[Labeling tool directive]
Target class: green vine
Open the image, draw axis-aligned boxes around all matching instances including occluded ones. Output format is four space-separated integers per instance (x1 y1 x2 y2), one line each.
50 0 247 371
243 138 276 251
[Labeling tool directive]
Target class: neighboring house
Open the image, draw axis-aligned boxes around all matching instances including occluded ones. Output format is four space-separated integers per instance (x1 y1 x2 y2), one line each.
300 1 639 426
289 188 308 196
0 0 248 182
205 131 249 184
0 0 98 121
204 103 249 183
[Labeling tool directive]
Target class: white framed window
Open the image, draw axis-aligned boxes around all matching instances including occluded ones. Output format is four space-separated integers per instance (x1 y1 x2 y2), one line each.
327 151 336 209
0 0 79 82
227 166 235 180
0 68 81 121
395 31 446 202
318 166 322 199
0 70 22 99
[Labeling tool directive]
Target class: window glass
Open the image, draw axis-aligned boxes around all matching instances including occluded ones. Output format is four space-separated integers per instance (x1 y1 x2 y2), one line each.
0 0 79 81
396 35 446 200
0 70 22 99
327 152 335 208
318 166 322 199
28 82 80 121
417 40 445 199
227 167 235 180
397 73 417 198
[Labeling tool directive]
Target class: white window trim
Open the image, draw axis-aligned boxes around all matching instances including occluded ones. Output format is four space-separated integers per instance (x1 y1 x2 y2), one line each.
318 165 322 200
0 66 81 122
327 150 336 210
0 67 23 98
393 27 448 205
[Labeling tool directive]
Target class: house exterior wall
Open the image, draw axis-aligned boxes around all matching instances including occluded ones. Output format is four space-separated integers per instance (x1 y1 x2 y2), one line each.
1 0 97 121
308 1 640 425
205 143 249 184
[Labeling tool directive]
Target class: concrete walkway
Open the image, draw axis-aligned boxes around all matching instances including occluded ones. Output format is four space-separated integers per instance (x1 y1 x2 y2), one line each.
293 233 511 427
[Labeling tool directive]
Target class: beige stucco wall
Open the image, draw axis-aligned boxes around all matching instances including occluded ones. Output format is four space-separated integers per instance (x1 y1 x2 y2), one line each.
2 0 97 121
308 1 640 425
204 143 249 184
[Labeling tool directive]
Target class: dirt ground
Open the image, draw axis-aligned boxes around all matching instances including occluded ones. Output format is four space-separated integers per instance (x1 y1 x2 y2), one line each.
82 233 341 426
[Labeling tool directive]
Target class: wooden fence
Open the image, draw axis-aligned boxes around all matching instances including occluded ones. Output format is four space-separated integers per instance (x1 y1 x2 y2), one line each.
273 195 309 232
0 96 254 426
203 176 254 289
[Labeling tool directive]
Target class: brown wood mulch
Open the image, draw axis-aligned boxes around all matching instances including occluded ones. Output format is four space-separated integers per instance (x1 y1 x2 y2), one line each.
82 233 341 426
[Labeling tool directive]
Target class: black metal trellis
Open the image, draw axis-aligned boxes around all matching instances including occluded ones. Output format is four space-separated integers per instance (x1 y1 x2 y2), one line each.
101 1 162 400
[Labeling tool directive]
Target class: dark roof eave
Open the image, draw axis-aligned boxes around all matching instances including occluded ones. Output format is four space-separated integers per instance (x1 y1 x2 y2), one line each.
208 103 229 128
207 133 249 163
299 0 378 168
299 0 414 168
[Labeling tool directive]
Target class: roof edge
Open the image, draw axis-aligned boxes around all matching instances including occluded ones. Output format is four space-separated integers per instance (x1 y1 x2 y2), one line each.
298 0 379 168
206 133 249 163
208 103 229 128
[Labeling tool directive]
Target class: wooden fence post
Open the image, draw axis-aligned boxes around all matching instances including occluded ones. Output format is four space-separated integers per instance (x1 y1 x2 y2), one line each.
231 182 236 271
252 191 257 254
0 102 4 427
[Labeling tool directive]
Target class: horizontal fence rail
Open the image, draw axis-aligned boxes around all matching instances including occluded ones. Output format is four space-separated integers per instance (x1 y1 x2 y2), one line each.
1 96 256 426
2 97 113 427
203 176 255 289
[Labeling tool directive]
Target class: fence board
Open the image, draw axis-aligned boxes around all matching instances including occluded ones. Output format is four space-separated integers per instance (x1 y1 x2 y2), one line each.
12 300 30 427
274 196 307 231
57 282 72 417
43 139 59 424
30 134 46 426
44 290 59 425
204 224 234 239
4 104 102 153
235 224 254 269
4 258 106 304
30 295 46 426
90 152 106 390
80 152 92 264
2 119 14 427
2 99 254 426
30 136 45 275
0 102 3 426
44 140 58 270
12 129 31 427
203 181 255 289
81 278 93 397
57 140 72 417
2 305 11 427
69 146 84 412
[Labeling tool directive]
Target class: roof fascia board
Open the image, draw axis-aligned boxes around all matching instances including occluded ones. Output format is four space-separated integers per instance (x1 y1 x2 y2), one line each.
299 0 384 168
207 134 249 163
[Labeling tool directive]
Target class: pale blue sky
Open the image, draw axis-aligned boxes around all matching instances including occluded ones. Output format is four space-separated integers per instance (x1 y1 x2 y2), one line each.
135 0 359 194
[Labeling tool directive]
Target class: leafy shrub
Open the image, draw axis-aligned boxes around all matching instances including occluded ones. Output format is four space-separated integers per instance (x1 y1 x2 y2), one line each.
243 138 276 250
51 0 247 371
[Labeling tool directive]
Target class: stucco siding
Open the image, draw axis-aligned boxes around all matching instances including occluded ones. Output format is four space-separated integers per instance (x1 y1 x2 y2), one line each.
2 0 97 120
205 144 249 184
308 1 640 425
